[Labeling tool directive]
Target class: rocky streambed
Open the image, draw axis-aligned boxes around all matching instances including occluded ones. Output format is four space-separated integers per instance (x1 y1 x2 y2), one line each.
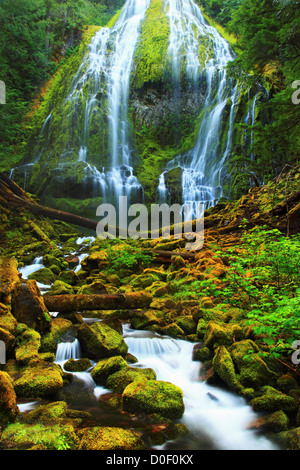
1 230 300 451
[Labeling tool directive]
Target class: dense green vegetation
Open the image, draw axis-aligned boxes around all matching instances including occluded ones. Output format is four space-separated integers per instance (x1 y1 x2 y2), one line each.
0 0 125 168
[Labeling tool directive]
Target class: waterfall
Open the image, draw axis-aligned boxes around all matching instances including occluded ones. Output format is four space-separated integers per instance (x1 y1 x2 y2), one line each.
123 325 278 450
161 0 239 218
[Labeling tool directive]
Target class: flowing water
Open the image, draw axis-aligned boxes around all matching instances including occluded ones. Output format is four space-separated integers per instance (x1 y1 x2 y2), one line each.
10 0 258 219
50 321 278 450
162 0 240 218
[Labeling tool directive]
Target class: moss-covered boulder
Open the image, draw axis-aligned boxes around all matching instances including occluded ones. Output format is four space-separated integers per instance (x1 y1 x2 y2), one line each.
90 356 128 386
107 367 157 393
249 410 289 433
63 358 92 373
14 325 41 365
28 267 57 285
204 321 243 349
212 346 243 392
4 359 64 398
12 280 51 333
78 426 145 450
1 421 79 450
40 317 73 354
275 427 300 450
250 386 297 413
175 315 197 335
229 340 278 389
47 280 74 296
122 380 185 419
0 371 19 427
130 309 160 330
77 322 128 360
58 270 78 286
0 303 17 334
77 281 107 295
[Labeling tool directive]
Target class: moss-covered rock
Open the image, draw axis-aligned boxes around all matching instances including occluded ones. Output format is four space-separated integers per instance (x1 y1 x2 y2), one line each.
249 410 289 433
90 356 128 386
122 380 185 419
0 371 19 427
58 270 78 286
12 280 51 333
40 317 73 354
250 386 297 413
1 421 79 450
4 359 64 398
0 303 17 335
107 367 157 394
47 280 74 296
14 325 41 365
204 321 243 349
212 346 243 392
77 280 107 295
78 426 145 450
77 321 128 360
130 309 160 330
229 340 277 389
175 315 197 335
275 427 300 450
28 268 57 285
63 358 92 373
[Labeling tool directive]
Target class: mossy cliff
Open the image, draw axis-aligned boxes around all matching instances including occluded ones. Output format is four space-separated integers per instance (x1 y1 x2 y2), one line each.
8 0 266 214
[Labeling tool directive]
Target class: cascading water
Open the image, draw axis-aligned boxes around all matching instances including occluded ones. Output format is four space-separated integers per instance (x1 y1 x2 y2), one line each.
162 0 239 218
123 325 278 450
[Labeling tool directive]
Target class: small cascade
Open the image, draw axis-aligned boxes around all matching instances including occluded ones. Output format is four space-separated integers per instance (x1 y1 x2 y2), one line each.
55 339 82 363
122 325 278 450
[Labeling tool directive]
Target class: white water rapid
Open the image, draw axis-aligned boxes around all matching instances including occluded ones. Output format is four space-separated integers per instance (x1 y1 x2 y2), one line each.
50 320 278 451
123 325 278 450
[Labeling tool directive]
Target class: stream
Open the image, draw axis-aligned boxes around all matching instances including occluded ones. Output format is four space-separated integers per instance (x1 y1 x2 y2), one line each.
17 243 279 450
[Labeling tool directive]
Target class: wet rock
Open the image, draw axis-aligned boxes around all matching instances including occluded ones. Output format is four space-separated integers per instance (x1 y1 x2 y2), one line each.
28 267 57 285
77 321 128 360
5 359 64 398
0 371 19 427
78 426 145 450
212 345 243 392
250 386 297 413
12 280 51 334
204 321 243 349
40 317 73 354
107 367 157 393
90 356 128 386
122 380 185 419
63 358 93 372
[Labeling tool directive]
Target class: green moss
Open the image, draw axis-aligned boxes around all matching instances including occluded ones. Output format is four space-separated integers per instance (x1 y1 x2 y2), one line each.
132 0 170 89
90 356 128 386
1 422 79 450
78 426 145 450
63 358 93 373
5 359 64 398
47 280 74 296
212 345 243 392
77 322 128 360
107 367 157 393
14 326 41 365
28 267 57 286
250 386 297 413
122 380 185 419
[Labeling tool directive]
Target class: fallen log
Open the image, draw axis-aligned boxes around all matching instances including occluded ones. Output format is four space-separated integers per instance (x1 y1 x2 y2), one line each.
43 292 153 313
